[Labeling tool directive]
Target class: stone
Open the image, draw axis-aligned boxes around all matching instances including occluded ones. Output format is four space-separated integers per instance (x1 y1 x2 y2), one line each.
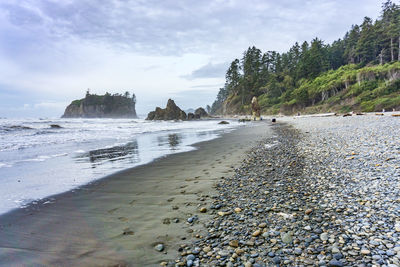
281 232 293 244
361 249 371 255
203 246 211 253
252 230 261 237
229 240 239 248
199 207 207 213
218 121 230 125
320 233 329 241
154 244 164 252
294 248 302 255
259 222 267 228
328 259 344 267
305 209 313 215
146 99 187 120
234 208 242 213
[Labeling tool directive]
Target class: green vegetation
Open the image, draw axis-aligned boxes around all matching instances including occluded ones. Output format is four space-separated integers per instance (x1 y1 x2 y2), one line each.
211 1 400 114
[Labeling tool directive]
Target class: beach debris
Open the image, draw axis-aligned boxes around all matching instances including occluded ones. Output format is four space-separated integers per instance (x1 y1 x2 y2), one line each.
392 114 400 117
218 121 229 124
375 113 384 115
50 124 62 129
343 113 352 117
154 243 164 252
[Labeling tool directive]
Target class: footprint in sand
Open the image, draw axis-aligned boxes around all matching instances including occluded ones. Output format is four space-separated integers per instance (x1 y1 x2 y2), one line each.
122 228 134 236
118 217 129 222
108 207 119 214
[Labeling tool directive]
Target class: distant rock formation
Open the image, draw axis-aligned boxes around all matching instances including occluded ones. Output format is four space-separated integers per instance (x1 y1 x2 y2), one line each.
62 91 137 118
146 99 187 120
195 107 208 118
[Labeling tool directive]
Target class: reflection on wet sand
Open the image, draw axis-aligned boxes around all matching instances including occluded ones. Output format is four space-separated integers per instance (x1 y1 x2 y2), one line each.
157 133 182 150
77 140 139 167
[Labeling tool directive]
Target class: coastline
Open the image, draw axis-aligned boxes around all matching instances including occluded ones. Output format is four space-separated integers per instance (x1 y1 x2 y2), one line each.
0 121 274 266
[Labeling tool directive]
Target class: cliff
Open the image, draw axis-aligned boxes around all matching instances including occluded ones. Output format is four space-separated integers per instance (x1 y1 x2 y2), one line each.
62 92 137 118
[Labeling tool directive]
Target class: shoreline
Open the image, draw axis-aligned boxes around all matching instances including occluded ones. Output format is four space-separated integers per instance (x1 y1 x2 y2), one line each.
0 121 274 266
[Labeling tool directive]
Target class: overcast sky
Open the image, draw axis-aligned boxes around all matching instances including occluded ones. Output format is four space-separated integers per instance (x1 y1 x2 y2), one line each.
0 0 391 118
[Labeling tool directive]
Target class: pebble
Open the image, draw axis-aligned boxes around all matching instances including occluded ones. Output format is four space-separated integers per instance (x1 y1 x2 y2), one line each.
328 259 344 267
154 244 164 252
173 117 400 266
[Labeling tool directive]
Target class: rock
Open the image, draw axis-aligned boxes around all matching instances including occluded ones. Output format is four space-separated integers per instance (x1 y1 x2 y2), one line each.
146 99 187 120
320 232 329 241
218 250 230 257
252 230 261 237
281 232 293 244
305 209 313 215
218 121 230 124
62 91 137 118
271 118 276 122
199 207 207 213
328 259 344 267
229 240 239 247
259 222 267 228
361 249 371 255
294 247 302 255
187 113 195 120
194 107 208 118
234 207 242 213
50 124 62 129
154 243 164 252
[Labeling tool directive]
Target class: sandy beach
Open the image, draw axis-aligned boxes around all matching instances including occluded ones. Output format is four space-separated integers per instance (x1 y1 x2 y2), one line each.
0 121 274 266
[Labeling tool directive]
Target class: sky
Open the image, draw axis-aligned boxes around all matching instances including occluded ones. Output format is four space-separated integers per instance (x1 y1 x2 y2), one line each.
0 0 391 118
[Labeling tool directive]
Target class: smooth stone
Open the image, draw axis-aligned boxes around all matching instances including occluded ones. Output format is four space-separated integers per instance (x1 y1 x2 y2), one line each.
333 253 343 260
186 254 195 261
281 232 293 244
252 230 261 237
294 248 302 255
154 244 164 252
320 233 329 241
199 207 207 213
273 256 281 264
361 249 371 255
328 259 344 267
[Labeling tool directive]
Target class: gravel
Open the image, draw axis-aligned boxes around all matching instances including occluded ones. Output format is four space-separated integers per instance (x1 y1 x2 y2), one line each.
171 114 400 266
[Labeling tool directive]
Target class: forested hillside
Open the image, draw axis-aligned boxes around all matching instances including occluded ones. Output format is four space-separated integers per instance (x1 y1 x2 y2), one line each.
211 1 400 115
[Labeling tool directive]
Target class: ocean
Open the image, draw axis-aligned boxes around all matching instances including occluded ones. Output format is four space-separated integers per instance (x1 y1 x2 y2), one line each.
0 118 241 215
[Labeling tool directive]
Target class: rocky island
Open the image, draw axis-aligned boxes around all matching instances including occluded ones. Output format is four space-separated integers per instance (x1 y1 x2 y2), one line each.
62 91 137 118
146 99 208 120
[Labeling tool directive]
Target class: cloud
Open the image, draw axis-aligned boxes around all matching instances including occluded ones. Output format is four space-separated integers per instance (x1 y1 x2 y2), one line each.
0 0 388 117
182 62 229 80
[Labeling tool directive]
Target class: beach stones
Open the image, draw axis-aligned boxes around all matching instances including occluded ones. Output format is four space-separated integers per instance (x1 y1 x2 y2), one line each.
174 117 400 266
199 207 207 213
154 244 164 252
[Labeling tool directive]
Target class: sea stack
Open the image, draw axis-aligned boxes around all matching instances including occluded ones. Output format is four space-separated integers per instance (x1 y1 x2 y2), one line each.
146 99 187 120
62 91 137 118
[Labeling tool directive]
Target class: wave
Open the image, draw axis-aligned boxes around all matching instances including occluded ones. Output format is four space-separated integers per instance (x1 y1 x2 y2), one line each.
0 125 34 132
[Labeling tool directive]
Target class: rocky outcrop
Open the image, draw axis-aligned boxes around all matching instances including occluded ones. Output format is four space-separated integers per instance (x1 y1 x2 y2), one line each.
146 99 187 120
194 107 208 118
62 92 137 118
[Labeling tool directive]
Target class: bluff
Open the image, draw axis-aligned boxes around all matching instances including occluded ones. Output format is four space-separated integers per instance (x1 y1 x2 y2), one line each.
62 92 137 118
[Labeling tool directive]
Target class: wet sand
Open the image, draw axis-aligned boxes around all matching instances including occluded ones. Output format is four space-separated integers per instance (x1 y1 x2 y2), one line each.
0 121 274 266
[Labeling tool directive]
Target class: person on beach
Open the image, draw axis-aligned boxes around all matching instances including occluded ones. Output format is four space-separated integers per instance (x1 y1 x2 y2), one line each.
251 96 261 121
